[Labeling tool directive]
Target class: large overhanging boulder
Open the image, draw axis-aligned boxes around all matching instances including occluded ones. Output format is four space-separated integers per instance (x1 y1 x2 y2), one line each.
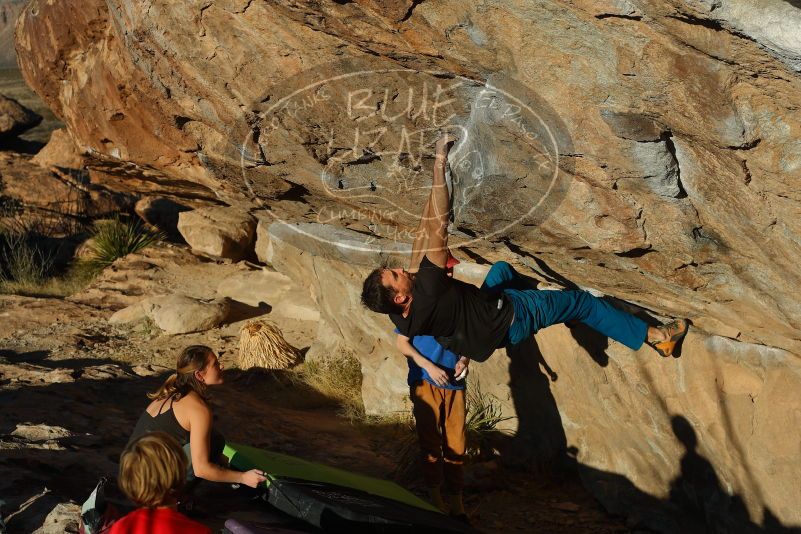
14 0 801 530
14 0 801 355
262 219 801 532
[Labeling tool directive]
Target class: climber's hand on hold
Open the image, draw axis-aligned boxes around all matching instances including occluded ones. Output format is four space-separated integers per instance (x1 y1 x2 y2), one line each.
435 133 457 155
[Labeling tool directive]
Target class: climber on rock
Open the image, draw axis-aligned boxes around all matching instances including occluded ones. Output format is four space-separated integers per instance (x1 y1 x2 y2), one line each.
361 133 689 362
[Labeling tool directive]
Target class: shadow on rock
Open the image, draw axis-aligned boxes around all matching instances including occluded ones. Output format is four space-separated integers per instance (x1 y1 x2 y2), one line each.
566 321 610 367
135 196 192 243
223 299 273 325
501 336 565 470
0 137 45 154
498 338 801 533
666 415 799 534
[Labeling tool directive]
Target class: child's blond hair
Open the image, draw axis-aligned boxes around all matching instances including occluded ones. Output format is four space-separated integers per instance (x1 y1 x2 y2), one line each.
118 432 187 508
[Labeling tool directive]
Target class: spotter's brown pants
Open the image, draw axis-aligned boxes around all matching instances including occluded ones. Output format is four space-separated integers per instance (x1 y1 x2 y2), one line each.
410 380 466 494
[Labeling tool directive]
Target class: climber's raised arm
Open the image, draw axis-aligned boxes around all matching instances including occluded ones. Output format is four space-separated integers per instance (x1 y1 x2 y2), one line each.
414 134 455 270
408 197 431 273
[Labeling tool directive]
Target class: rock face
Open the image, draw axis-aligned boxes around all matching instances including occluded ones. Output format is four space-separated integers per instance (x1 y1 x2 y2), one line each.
14 0 801 530
693 0 801 72
14 0 801 355
264 220 801 532
264 221 411 415
0 93 41 138
0 151 134 231
31 128 84 169
531 326 801 533
109 293 232 334
177 206 256 260
215 267 320 322
32 502 80 534
134 196 191 240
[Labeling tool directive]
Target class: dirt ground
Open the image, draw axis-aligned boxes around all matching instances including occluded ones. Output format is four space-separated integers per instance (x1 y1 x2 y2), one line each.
0 244 631 533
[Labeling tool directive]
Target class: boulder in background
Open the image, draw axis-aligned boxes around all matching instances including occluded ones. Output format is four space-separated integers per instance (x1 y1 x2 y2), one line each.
177 206 255 260
142 294 230 335
31 128 83 169
0 94 40 139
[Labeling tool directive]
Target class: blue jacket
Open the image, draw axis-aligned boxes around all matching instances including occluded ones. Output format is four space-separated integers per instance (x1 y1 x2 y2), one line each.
394 329 465 390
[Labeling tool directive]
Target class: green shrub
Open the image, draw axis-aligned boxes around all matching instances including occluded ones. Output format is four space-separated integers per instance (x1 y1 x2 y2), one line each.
87 217 162 269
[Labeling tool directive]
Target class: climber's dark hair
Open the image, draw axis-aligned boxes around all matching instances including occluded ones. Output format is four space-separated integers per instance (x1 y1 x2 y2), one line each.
361 268 403 314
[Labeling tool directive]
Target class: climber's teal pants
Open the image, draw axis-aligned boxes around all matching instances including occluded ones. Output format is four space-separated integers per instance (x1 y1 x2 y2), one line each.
481 262 648 351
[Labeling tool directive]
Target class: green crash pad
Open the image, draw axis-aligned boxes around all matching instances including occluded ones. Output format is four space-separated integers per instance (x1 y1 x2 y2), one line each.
223 442 438 513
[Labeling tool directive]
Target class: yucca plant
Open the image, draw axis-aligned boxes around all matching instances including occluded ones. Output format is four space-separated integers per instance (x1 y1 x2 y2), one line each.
87 216 162 269
465 380 514 458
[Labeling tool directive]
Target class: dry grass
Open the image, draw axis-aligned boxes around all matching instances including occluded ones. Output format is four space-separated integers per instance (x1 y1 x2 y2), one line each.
0 213 162 297
0 231 54 284
0 229 97 297
0 260 96 297
465 379 514 458
238 320 303 370
293 354 365 421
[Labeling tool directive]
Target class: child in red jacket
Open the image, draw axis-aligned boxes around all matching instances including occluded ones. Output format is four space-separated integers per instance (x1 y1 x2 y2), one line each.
110 432 212 534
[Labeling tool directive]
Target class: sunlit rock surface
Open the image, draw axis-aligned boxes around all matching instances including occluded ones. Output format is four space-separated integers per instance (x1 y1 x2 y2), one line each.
14 0 801 530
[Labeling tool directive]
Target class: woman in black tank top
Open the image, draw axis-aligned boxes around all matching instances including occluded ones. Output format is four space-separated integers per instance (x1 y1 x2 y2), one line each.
127 345 266 489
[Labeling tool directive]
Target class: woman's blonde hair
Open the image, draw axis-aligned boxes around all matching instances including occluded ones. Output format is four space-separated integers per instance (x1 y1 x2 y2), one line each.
148 345 213 402
118 432 187 508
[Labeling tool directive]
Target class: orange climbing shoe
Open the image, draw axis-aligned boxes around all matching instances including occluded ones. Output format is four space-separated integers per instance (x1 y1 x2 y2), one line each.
648 319 689 357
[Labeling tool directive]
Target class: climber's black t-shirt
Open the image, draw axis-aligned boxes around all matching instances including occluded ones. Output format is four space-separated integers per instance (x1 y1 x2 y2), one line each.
390 255 513 361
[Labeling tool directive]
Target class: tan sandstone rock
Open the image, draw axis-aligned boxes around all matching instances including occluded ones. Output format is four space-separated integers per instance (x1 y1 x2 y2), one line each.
263 219 801 531
142 294 230 335
107 301 149 325
30 128 84 169
135 196 191 240
14 0 801 529
14 0 801 355
254 215 273 264
0 93 40 138
177 206 256 260
0 152 134 230
215 266 320 323
10 424 73 442
32 502 81 534
266 221 411 414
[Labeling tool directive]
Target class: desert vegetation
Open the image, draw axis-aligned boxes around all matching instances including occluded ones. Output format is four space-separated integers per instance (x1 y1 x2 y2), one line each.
0 211 162 297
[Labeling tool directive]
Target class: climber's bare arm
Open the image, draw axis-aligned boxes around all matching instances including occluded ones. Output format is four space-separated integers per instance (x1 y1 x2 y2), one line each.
408 198 431 273
417 134 455 269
